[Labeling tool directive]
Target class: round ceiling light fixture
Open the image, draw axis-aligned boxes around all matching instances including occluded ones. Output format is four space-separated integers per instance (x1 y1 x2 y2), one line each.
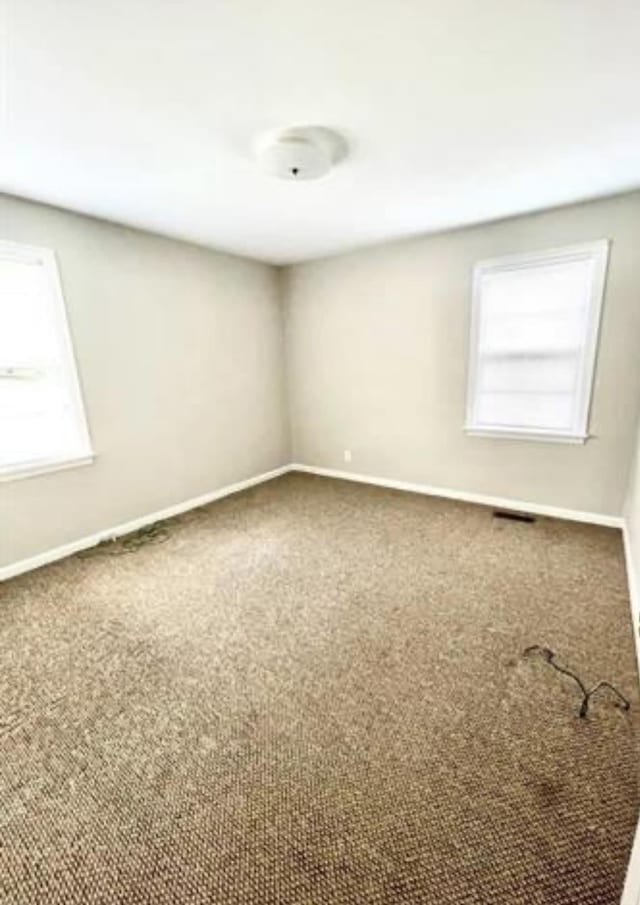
256 127 347 181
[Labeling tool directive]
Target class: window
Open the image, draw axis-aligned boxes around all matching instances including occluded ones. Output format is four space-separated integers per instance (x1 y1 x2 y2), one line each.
0 241 93 480
465 240 609 443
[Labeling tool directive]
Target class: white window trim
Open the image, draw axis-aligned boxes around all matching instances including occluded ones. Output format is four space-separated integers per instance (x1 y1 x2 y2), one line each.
0 240 95 481
0 454 95 483
464 239 610 444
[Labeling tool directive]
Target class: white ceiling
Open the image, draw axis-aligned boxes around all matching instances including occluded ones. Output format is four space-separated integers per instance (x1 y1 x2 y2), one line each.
2 0 640 264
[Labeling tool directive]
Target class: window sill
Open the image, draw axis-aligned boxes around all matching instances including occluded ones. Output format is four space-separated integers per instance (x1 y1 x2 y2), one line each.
0 453 95 483
464 427 588 445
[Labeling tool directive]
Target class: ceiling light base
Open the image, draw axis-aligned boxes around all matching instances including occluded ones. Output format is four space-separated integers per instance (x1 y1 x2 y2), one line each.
256 127 346 181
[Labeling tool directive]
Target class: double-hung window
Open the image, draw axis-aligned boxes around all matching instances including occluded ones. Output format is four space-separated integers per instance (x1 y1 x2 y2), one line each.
465 240 609 443
0 241 94 479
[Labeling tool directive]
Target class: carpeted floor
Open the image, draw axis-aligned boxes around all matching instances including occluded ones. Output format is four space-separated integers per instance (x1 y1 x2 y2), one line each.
1 473 639 904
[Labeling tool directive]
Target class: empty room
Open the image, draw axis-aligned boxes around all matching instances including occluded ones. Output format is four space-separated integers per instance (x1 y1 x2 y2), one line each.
2 1 640 903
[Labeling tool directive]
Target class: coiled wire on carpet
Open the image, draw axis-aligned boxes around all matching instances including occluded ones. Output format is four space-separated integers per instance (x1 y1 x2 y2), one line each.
77 508 208 558
524 645 631 718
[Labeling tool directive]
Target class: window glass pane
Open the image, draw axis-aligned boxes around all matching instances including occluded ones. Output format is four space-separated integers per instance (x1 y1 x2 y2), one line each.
477 354 580 395
2 410 82 465
0 260 59 365
0 245 92 473
476 392 575 431
480 261 591 355
467 243 607 439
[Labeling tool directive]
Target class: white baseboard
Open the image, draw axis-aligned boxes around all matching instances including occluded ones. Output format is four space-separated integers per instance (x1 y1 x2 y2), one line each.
290 463 624 529
621 524 640 905
4 461 624 583
622 822 640 905
0 464 292 582
623 524 640 673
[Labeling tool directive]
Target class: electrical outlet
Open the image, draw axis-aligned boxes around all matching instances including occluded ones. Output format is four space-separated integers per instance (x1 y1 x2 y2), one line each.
344 449 352 463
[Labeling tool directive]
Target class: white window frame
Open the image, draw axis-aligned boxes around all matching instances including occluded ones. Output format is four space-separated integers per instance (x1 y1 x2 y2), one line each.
464 240 609 444
0 240 95 481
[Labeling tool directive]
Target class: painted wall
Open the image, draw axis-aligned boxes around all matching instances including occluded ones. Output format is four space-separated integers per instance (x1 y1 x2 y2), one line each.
4 189 640 569
625 415 640 618
285 191 640 518
1 195 289 567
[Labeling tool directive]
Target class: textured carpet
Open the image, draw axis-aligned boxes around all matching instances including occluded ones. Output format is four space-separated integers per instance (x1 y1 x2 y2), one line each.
1 473 638 904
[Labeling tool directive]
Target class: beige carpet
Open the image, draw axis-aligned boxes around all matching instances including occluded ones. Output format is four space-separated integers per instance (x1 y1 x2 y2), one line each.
1 473 638 904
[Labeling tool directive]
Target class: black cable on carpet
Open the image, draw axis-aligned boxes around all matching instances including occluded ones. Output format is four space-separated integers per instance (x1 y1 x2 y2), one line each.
77 508 209 558
524 645 631 718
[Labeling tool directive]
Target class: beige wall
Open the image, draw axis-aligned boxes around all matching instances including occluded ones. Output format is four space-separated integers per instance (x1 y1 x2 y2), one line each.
1 195 289 567
626 416 640 608
4 189 640 569
285 191 640 517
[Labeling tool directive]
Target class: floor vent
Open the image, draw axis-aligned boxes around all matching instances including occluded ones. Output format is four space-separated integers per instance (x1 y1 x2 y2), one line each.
493 509 536 523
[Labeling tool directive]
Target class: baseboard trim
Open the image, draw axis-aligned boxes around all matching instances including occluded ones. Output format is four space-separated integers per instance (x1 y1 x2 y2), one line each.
621 524 640 905
5 462 623 582
622 821 640 905
0 464 292 582
623 525 640 670
290 463 624 529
